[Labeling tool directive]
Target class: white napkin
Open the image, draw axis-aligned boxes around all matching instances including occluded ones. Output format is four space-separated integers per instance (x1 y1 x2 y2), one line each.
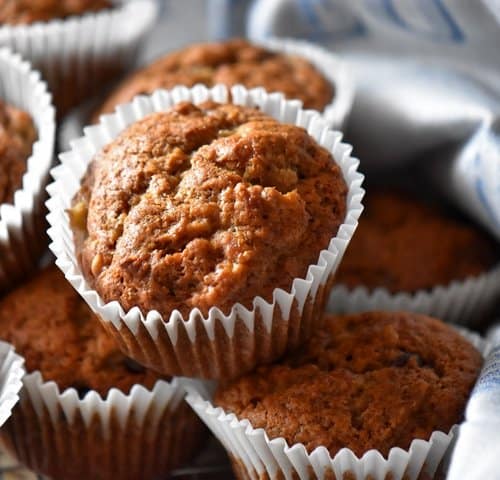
447 325 500 480
244 0 500 241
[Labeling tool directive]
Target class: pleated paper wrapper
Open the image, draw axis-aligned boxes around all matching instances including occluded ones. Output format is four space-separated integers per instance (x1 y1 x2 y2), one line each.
0 341 24 427
327 264 500 327
0 375 205 480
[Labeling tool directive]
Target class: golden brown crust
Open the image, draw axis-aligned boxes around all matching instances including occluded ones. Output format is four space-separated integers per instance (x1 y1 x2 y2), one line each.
0 0 112 25
0 99 36 205
335 190 500 292
72 101 347 318
0 265 164 396
216 311 482 458
93 39 334 120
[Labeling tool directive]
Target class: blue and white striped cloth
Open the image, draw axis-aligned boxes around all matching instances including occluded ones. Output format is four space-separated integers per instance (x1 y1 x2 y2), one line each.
447 325 500 479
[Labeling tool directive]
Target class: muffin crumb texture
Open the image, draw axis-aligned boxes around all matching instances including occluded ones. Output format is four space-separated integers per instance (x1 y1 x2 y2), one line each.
94 38 334 119
336 190 499 292
0 99 36 205
73 101 347 317
0 0 112 25
216 311 483 458
0 265 163 397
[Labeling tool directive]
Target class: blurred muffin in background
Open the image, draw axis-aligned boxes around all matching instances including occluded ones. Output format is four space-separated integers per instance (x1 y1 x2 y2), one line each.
0 0 112 25
93 38 335 119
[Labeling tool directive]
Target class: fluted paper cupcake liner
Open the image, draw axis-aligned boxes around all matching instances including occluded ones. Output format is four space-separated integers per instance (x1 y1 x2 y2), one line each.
0 0 158 116
58 36 354 150
0 341 24 427
184 328 490 480
257 37 354 130
47 84 364 380
0 373 204 479
0 48 55 292
327 264 500 326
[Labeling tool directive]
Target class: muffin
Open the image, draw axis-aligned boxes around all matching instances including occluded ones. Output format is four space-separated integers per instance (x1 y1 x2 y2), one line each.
0 0 157 117
0 99 37 205
336 190 499 292
329 190 500 325
0 48 55 293
0 265 205 480
192 311 483 479
72 101 347 318
0 0 112 25
48 85 363 379
93 38 334 119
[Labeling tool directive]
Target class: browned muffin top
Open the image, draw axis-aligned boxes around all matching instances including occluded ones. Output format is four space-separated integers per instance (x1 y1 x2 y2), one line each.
0 265 163 397
335 190 499 292
0 99 36 205
93 38 334 120
71 101 347 318
0 0 112 25
216 311 482 458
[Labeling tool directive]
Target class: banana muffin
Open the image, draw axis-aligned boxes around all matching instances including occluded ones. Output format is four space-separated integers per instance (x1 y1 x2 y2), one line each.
335 190 499 293
0 0 112 25
216 311 483 458
93 38 334 119
71 101 347 318
0 99 36 205
0 265 162 396
0 264 206 480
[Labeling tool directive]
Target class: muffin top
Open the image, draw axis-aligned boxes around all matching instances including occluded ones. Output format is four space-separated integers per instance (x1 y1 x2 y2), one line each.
0 0 112 25
216 311 482 458
335 190 499 292
0 265 163 397
71 101 347 318
93 38 334 120
0 99 36 205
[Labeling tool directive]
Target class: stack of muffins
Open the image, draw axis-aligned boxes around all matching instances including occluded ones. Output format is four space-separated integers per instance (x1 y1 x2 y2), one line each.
0 10 496 479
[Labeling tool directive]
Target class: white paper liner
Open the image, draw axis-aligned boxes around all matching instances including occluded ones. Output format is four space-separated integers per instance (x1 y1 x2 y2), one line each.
0 0 158 116
327 264 500 327
0 373 205 479
46 84 365 379
257 37 354 130
0 48 55 292
185 328 490 480
0 341 24 427
58 96 100 152
58 37 354 151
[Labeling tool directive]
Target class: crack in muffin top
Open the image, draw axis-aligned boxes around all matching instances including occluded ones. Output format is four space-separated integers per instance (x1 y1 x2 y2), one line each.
0 0 112 25
215 311 483 457
93 38 334 120
72 101 347 318
0 99 36 205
